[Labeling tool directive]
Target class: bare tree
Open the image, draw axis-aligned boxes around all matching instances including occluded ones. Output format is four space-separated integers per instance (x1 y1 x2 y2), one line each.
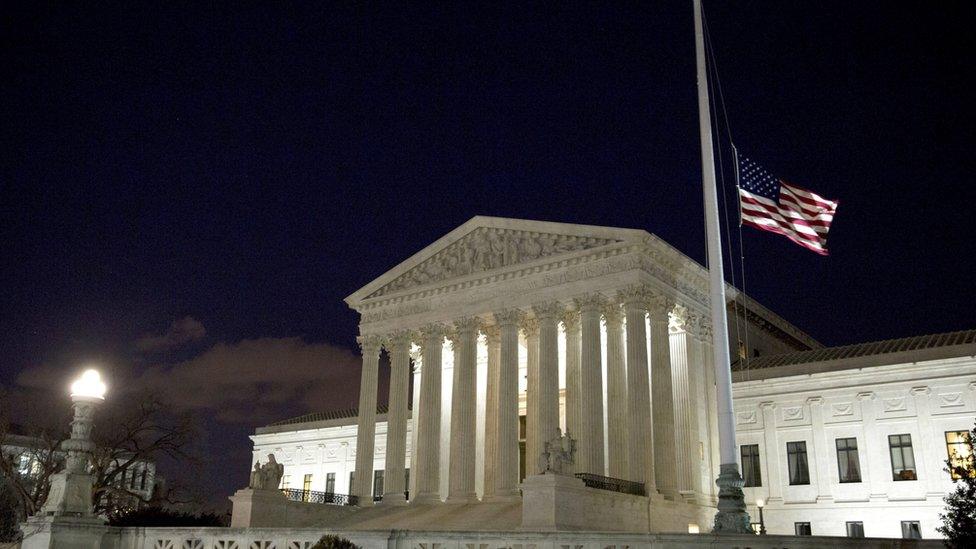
0 388 201 522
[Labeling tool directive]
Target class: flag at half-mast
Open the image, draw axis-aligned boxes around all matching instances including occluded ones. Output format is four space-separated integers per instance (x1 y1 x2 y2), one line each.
736 151 839 255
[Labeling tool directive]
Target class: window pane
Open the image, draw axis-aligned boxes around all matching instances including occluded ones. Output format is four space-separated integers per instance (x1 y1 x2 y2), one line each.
946 430 974 479
846 521 864 538
901 521 921 539
794 522 811 536
741 444 761 487
788 441 810 485
836 437 861 483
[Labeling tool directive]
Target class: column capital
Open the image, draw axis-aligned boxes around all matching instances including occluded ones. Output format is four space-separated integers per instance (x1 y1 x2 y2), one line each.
602 303 624 326
856 391 876 402
617 284 650 306
483 324 501 346
519 316 539 338
418 323 449 343
645 289 675 317
453 316 482 334
758 401 777 411
561 310 581 332
384 330 414 351
492 308 524 327
806 396 825 406
532 301 564 321
357 334 384 354
574 293 606 313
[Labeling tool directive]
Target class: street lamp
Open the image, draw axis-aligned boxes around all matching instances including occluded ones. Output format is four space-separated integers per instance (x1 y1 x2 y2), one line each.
755 498 767 535
38 368 107 518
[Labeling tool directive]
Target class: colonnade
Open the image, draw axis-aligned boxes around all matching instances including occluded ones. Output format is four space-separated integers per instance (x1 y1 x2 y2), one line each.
352 286 714 506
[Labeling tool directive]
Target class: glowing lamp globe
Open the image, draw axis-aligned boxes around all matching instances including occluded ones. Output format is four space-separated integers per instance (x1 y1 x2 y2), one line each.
70 369 107 400
756 498 765 509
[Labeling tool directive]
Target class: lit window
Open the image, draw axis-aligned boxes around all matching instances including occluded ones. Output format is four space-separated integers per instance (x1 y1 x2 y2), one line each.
787 441 810 485
836 438 861 483
901 521 921 539
889 434 917 481
846 521 864 538
303 474 313 501
280 474 291 489
794 522 811 536
945 431 973 479
740 444 762 487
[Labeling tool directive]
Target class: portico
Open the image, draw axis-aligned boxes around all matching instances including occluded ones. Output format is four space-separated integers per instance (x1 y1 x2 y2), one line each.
344 216 811 528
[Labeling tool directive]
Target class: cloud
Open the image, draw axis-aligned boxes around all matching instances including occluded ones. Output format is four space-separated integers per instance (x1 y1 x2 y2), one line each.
135 337 367 425
136 316 207 353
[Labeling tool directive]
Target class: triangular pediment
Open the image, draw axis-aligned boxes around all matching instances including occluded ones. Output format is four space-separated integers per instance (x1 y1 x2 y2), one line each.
347 216 650 304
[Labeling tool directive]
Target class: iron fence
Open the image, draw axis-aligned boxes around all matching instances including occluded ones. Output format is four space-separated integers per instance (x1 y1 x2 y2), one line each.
574 473 645 496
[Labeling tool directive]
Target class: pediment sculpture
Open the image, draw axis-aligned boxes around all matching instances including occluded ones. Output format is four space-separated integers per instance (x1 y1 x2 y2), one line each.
369 228 619 297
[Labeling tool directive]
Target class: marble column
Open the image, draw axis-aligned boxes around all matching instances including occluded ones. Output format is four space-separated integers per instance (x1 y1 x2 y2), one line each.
482 325 501 500
492 309 522 499
910 387 942 497
620 287 653 490
668 305 701 500
759 401 783 503
534 302 562 449
647 290 678 498
382 331 412 505
807 396 833 503
576 294 606 476
409 347 422 498
353 334 383 506
521 317 541 476
412 324 446 504
603 302 628 479
447 318 480 503
562 311 582 457
857 392 886 501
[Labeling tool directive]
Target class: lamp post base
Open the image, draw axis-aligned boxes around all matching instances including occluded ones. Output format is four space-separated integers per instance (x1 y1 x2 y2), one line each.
712 463 752 534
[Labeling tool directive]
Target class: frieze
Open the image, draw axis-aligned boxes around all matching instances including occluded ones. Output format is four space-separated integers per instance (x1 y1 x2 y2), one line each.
939 392 964 408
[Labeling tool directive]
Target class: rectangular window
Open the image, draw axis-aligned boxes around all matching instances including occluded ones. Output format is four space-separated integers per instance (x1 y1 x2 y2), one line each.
901 521 921 539
889 434 917 481
740 444 762 487
325 472 336 494
794 522 811 536
348 472 355 494
787 441 810 485
303 474 313 501
836 437 862 483
946 431 973 479
405 468 410 497
281 474 291 489
846 521 864 538
373 470 384 499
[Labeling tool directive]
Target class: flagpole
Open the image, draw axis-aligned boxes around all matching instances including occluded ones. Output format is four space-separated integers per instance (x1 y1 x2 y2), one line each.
693 0 751 533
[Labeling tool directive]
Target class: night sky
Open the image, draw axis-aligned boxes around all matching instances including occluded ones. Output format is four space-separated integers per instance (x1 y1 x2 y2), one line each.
2 1 974 507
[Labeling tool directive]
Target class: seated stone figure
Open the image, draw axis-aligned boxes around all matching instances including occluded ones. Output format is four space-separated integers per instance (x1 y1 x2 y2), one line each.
248 453 285 490
539 429 577 476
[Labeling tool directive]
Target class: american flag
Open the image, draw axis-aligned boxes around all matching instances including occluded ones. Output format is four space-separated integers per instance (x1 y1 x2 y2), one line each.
737 152 839 255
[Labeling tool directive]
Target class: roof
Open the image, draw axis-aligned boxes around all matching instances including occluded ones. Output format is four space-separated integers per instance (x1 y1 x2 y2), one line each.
734 329 976 379
265 405 391 427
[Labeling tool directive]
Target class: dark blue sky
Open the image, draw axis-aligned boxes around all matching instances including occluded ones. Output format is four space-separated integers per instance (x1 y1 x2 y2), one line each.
2 1 974 504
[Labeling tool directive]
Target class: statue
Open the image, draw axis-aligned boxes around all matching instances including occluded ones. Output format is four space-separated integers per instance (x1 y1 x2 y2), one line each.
248 453 286 490
539 429 577 476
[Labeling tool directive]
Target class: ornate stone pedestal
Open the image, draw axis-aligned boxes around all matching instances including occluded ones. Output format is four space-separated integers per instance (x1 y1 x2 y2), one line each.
520 473 590 531
19 515 107 549
712 463 752 533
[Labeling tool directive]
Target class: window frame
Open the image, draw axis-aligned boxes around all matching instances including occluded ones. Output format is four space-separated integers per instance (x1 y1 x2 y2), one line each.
846 521 864 538
835 437 862 483
794 522 812 536
901 520 921 539
325 472 336 494
787 441 811 485
373 469 384 499
945 430 973 480
888 433 917 481
740 444 762 487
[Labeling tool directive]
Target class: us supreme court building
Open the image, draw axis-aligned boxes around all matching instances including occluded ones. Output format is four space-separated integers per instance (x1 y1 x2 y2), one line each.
250 216 975 540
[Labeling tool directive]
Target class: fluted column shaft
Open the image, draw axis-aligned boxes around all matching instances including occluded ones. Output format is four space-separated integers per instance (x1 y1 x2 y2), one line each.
534 303 562 451
412 325 445 503
353 335 383 506
577 295 606 475
482 326 501 499
408 348 422 497
562 312 582 455
382 332 412 504
493 310 521 499
522 318 541 476
669 308 702 500
648 294 678 498
604 304 628 479
447 318 480 502
619 293 653 491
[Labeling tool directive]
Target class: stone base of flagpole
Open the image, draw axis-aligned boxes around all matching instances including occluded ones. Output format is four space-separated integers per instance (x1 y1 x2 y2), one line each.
712 463 752 534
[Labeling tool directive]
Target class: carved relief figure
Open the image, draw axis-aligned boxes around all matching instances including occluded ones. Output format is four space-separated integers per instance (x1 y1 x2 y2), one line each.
539 429 577 476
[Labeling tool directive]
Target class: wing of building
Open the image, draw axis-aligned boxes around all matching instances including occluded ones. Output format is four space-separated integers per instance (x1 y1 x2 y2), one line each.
249 216 975 539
